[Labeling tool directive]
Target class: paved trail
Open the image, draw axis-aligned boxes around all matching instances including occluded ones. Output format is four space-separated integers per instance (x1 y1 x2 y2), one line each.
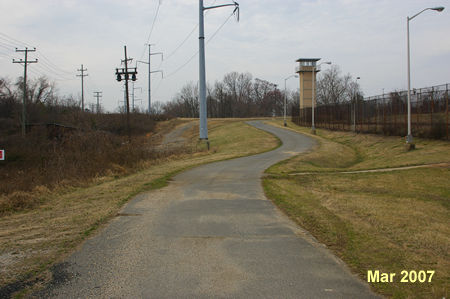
39 121 379 298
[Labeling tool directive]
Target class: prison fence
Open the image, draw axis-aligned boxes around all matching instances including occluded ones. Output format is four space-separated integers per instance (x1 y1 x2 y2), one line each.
292 83 449 140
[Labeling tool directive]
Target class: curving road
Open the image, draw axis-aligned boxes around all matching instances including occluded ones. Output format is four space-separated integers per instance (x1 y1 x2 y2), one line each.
38 121 379 298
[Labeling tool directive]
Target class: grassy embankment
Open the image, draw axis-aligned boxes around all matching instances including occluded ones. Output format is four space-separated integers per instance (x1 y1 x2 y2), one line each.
0 119 279 297
263 119 449 299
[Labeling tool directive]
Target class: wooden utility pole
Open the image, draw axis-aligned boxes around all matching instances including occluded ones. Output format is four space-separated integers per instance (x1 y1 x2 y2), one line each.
115 46 137 140
77 64 88 111
93 91 102 113
13 47 38 136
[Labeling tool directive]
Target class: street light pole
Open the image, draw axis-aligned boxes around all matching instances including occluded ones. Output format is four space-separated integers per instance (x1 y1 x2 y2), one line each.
284 74 298 127
406 6 444 146
352 77 360 132
311 61 331 134
199 0 239 142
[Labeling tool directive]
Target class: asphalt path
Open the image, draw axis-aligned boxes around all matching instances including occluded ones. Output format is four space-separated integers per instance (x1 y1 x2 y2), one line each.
38 121 379 298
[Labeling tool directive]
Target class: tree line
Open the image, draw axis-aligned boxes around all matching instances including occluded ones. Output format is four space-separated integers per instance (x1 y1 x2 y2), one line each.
159 72 298 118
159 67 362 118
1 66 362 123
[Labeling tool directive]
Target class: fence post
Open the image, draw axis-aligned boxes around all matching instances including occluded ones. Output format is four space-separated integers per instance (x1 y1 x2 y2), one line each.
393 96 396 135
383 97 386 135
350 102 353 131
416 91 420 135
446 84 449 140
375 99 379 133
431 88 434 135
367 101 369 132
405 92 408 136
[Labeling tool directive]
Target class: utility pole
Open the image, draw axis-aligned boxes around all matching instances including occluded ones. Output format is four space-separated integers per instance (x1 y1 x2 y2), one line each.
138 44 163 114
131 82 143 112
199 0 239 143
77 64 88 111
93 91 102 113
116 46 137 140
13 47 38 136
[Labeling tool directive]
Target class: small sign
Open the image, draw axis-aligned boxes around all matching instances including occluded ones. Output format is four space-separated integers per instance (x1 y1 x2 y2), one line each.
0 150 4 160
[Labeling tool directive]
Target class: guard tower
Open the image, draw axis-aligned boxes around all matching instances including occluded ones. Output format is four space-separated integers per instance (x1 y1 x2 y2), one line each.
296 58 320 109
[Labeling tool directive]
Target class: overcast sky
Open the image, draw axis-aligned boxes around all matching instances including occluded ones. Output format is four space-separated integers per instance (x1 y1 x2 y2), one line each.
1 0 449 112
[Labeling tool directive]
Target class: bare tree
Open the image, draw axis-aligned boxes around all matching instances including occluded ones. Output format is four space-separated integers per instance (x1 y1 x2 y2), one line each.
316 65 362 105
162 72 282 118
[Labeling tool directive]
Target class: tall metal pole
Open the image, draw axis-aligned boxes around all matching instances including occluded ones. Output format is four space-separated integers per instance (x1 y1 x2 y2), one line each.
405 6 444 145
148 44 151 114
406 16 413 144
198 0 238 141
199 0 208 140
137 45 162 114
353 77 360 132
284 79 287 127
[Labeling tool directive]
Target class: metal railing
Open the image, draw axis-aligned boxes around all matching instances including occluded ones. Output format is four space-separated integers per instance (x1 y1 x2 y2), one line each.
292 83 449 140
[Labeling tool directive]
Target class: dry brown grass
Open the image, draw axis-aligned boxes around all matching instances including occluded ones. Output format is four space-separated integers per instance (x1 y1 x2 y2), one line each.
0 118 196 216
0 119 278 297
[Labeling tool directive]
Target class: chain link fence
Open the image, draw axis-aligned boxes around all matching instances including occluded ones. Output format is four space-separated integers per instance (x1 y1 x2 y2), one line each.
292 83 449 140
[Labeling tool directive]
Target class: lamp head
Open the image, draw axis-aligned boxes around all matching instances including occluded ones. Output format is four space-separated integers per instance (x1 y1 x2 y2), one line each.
324 61 332 65
431 6 445 12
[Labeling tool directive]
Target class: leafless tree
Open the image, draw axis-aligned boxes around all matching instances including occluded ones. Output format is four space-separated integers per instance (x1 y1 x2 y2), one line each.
316 65 362 105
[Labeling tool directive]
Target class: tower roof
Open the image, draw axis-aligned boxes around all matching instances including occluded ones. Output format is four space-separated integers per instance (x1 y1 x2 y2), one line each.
296 58 321 62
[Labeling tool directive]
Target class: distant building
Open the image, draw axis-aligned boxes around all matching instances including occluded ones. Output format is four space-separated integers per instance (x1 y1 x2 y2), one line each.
295 58 320 109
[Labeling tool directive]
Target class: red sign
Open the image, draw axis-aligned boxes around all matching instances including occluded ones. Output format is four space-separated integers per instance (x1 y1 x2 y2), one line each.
0 150 4 160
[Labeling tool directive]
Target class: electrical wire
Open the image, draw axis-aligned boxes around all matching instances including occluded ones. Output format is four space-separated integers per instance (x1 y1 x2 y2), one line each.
164 24 198 62
0 32 76 82
0 43 14 52
139 0 162 61
0 32 32 48
36 50 73 75
156 0 218 68
164 10 235 78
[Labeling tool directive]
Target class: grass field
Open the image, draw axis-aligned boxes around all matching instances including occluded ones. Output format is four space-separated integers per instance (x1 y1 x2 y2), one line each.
0 119 279 297
263 119 450 299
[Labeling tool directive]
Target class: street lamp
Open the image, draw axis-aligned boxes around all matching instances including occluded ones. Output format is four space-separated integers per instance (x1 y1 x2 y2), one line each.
311 61 331 134
284 74 298 126
352 77 361 132
406 6 444 146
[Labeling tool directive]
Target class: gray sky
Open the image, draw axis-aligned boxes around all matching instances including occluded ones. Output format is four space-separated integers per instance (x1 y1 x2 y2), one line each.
1 0 449 112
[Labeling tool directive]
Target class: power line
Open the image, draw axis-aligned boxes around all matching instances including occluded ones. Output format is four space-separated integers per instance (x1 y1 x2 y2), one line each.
0 32 73 78
156 0 218 68
36 50 72 75
30 59 73 80
0 32 32 48
0 43 14 52
164 24 198 63
165 11 235 78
